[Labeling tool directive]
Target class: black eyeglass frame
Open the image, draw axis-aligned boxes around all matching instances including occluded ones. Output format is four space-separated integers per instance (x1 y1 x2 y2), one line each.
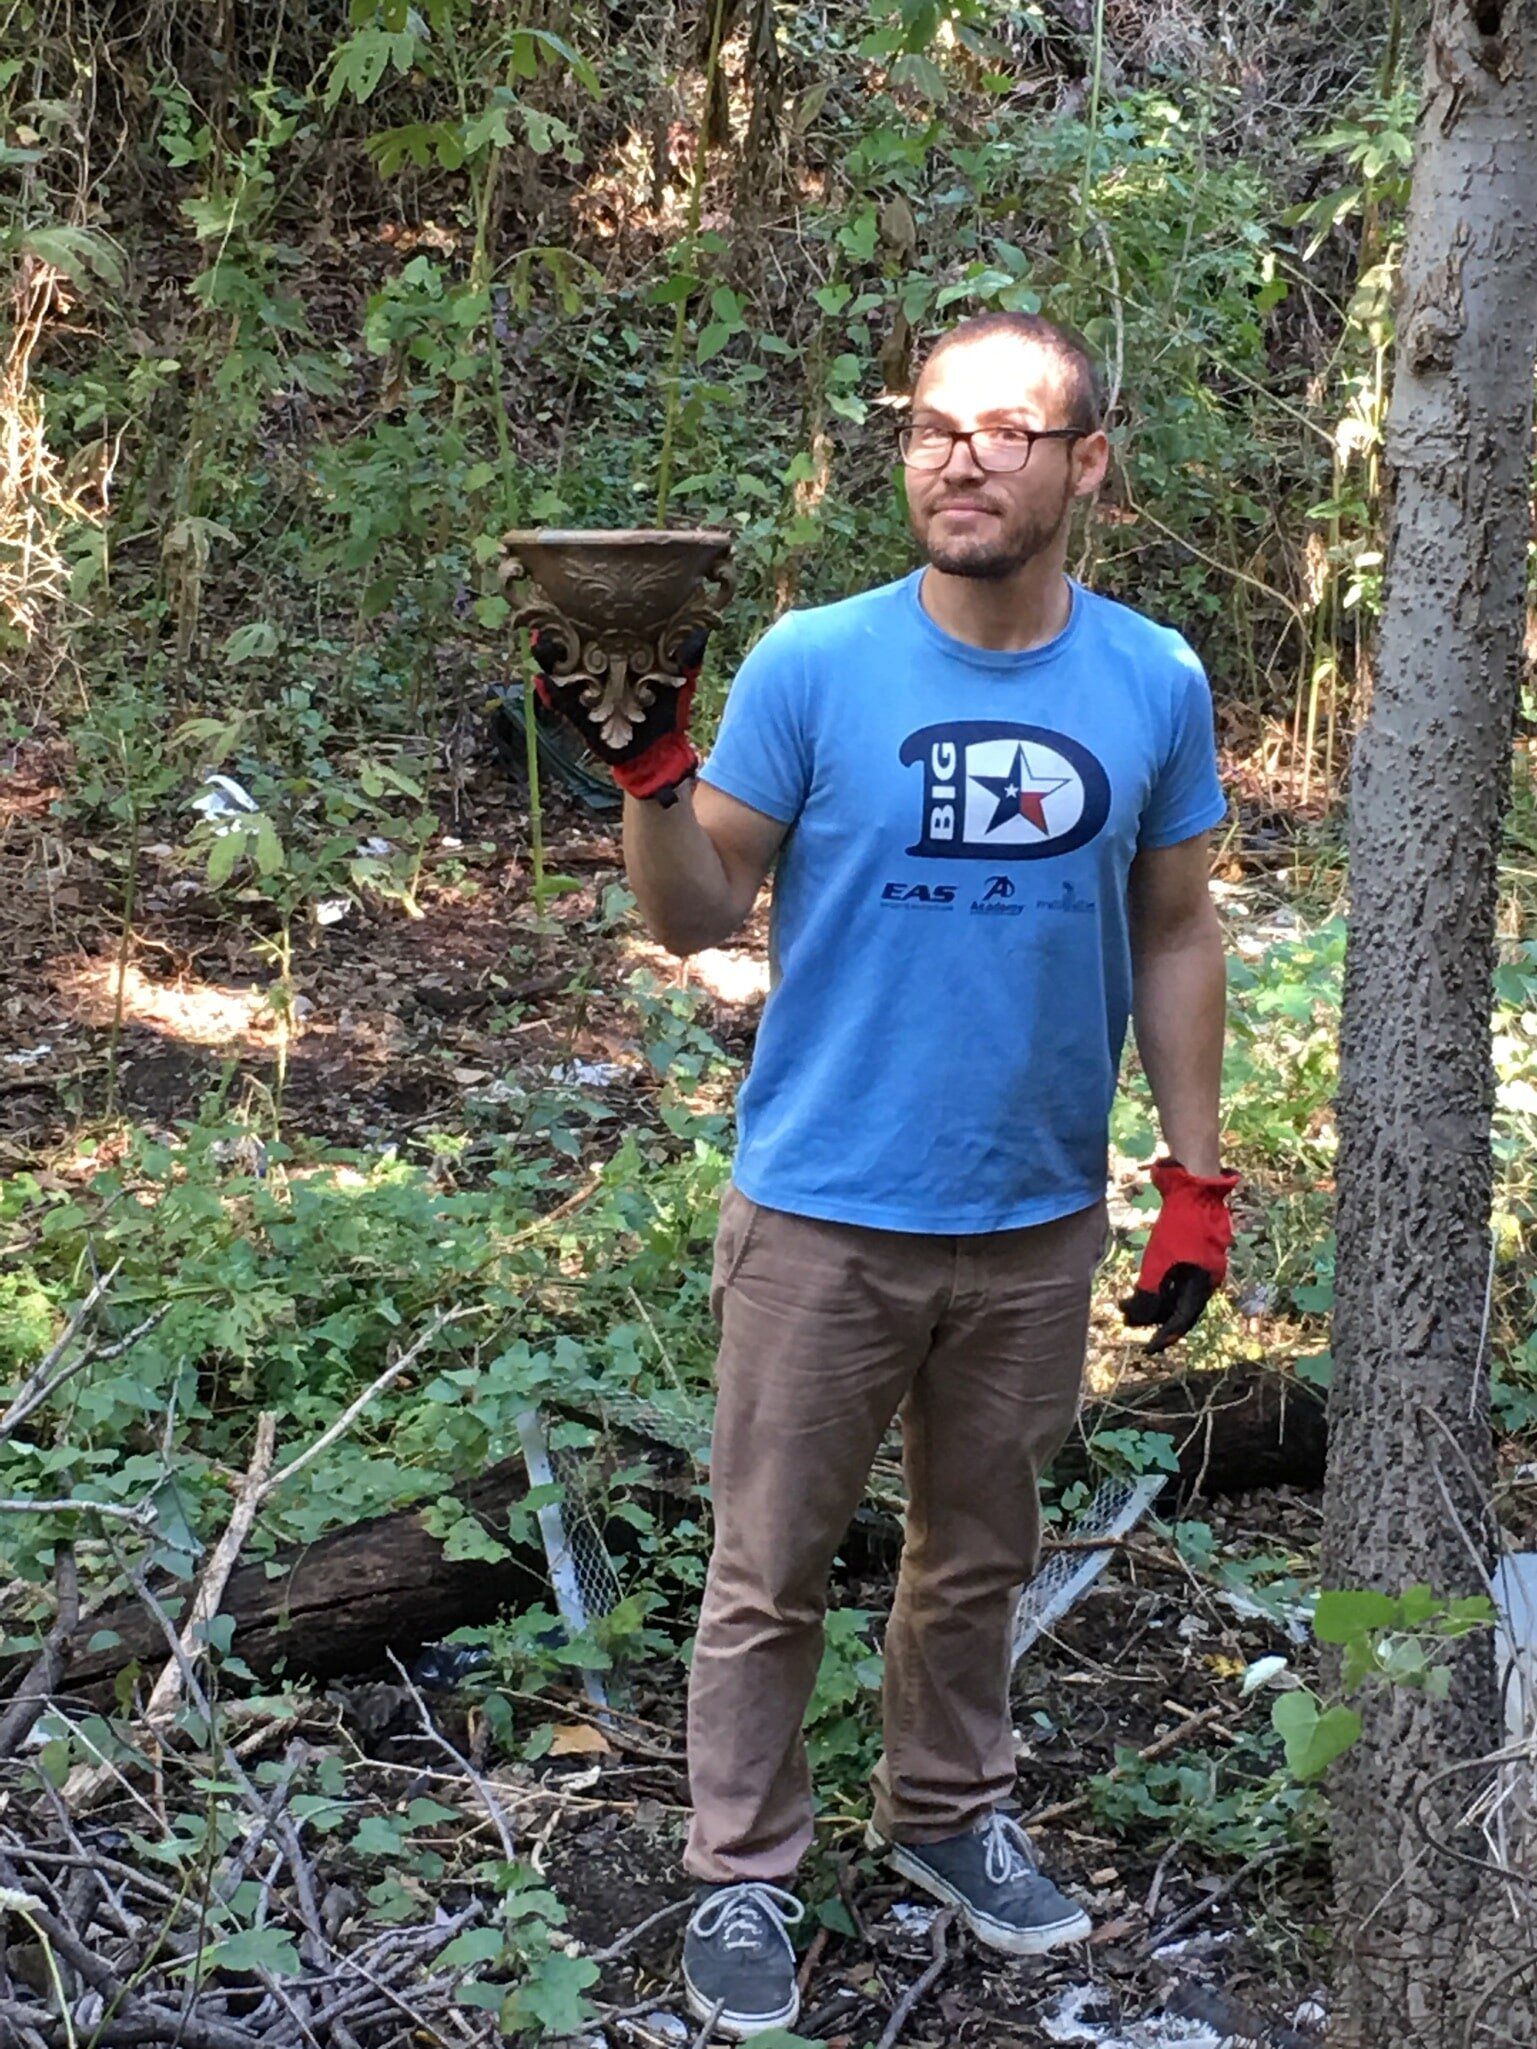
894 423 1087 473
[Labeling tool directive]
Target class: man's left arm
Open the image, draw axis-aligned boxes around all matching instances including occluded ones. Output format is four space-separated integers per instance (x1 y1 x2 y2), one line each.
1127 833 1226 1177
1123 832 1237 1351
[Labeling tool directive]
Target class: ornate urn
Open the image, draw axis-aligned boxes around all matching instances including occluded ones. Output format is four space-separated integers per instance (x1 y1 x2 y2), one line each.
500 528 734 751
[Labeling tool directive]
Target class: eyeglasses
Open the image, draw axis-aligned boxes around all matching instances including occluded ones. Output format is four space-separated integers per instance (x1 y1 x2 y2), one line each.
896 422 1085 473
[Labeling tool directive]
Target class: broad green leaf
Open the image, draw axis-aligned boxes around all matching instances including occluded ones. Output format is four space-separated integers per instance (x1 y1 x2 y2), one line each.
202 1925 303 1976
696 322 731 364
500 1949 599 2036
20 223 126 292
252 817 285 878
436 1926 505 1969
1272 1690 1361 1781
1313 1589 1399 1642
207 829 245 887
223 620 278 665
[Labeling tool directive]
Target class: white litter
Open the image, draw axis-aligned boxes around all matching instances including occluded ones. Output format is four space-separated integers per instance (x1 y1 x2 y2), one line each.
627 2013 690 2045
1217 1587 1312 1643
190 773 259 831
2 1044 52 1066
549 1059 627 1087
464 1077 523 1105
1039 1983 1229 2048
314 897 351 926
1290 1999 1328 2032
359 836 393 857
886 1901 937 1935
1239 1655 1288 1696
1149 1929 1234 1963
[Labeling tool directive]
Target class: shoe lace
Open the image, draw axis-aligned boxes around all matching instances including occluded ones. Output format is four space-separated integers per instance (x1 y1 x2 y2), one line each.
691 1881 804 1954
980 1812 1039 1888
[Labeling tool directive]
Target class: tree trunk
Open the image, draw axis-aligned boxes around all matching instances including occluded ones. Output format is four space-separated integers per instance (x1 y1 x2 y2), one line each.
1324 6 1537 2044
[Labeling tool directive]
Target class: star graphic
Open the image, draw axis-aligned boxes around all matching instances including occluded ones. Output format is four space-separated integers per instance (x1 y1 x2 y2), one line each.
972 745 1071 835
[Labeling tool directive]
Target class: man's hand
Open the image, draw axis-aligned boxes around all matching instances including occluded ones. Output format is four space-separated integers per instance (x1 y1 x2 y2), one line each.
532 624 710 805
1119 1157 1240 1355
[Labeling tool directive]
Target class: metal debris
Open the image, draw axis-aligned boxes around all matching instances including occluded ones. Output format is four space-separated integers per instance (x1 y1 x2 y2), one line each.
1013 1473 1164 1665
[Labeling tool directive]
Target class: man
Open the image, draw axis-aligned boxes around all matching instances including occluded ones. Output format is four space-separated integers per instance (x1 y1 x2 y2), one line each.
537 311 1237 2040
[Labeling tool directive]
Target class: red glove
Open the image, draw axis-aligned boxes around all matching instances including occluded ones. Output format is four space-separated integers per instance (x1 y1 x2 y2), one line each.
531 625 706 807
1119 1157 1241 1354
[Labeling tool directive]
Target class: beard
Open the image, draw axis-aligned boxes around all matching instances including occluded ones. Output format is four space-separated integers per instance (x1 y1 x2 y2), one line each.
917 485 1073 580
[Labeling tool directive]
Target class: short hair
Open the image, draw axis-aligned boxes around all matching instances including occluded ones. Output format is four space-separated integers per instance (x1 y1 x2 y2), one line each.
917 312 1106 433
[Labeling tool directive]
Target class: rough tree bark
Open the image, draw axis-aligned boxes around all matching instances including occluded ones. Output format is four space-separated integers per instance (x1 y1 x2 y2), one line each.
1323 5 1537 2045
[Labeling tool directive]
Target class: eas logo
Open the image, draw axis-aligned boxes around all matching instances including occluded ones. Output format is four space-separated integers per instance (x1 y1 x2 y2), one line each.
881 881 956 907
899 722 1111 862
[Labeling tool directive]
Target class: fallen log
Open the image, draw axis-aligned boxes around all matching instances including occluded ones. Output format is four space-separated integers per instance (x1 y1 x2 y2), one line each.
36 1365 1321 1696
1054 1356 1328 1499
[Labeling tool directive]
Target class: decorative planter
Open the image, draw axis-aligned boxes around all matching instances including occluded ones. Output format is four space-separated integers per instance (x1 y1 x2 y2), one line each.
500 528 734 750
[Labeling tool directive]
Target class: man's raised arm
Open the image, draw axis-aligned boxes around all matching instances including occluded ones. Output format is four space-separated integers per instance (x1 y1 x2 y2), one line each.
624 781 788 958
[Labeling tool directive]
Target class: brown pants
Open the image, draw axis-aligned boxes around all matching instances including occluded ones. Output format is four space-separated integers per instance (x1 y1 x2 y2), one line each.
683 1185 1108 1884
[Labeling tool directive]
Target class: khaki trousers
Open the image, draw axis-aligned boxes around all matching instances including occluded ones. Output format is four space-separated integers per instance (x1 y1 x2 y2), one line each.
683 1185 1108 1884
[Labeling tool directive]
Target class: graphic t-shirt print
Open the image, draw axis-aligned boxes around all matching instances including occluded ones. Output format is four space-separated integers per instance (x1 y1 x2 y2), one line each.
899 720 1112 860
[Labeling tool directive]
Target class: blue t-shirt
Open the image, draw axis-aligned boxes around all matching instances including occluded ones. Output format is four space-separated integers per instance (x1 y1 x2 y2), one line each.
697 569 1226 1233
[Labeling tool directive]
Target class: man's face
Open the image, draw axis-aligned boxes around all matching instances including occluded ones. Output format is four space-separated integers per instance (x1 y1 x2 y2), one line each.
904 334 1106 580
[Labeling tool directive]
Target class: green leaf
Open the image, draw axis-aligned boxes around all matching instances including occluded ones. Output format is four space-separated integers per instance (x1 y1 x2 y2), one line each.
436 1926 505 1969
1314 1589 1399 1643
511 27 600 97
252 817 285 878
207 830 245 887
20 224 126 292
1272 1690 1361 1781
696 322 731 364
223 620 279 665
647 272 698 306
500 1949 599 2036
202 1925 303 1976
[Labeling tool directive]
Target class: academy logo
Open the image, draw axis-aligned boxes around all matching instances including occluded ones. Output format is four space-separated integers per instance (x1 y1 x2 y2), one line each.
899 721 1111 862
972 873 1024 916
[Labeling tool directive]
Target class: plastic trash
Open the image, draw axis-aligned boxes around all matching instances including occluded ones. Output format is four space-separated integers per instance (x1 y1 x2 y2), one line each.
191 773 259 832
409 1641 493 1691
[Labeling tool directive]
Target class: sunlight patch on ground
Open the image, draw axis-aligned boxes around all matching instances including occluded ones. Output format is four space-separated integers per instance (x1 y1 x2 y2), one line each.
53 958 274 1050
620 934 770 1007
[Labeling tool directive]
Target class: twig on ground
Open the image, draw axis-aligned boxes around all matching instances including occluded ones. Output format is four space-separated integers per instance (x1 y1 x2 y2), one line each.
1146 1840 1292 1950
796 1920 830 1996
0 1261 121 1444
0 1882 266 2049
0 1543 79 1757
690 1995 726 2048
384 1649 517 1863
144 1412 276 1729
586 1893 691 1963
1027 1701 1230 1828
260 1307 480 1499
874 1907 953 2049
1143 1838 1182 1925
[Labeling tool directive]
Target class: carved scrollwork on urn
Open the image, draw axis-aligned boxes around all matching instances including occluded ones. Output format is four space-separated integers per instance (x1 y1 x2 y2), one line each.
500 529 735 751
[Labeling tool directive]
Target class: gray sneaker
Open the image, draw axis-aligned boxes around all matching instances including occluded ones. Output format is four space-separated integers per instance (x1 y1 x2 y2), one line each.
867 1810 1091 1956
682 1881 804 2039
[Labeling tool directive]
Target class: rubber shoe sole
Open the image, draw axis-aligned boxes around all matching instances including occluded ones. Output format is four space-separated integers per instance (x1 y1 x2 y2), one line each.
865 1822 1092 1957
681 1964 801 2041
